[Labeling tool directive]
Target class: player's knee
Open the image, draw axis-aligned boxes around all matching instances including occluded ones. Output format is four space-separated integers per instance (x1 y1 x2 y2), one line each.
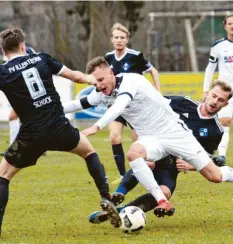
0 158 19 180
109 132 122 144
127 145 146 162
127 150 140 161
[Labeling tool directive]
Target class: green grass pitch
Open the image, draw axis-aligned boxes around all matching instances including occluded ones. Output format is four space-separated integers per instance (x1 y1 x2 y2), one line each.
0 126 233 244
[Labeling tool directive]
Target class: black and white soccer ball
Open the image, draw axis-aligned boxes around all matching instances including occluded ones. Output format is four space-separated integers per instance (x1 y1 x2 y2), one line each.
119 206 146 233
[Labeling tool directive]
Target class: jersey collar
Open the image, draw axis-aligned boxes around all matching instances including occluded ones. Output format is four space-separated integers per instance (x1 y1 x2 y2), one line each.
114 48 128 61
226 37 233 43
197 104 216 119
8 54 26 61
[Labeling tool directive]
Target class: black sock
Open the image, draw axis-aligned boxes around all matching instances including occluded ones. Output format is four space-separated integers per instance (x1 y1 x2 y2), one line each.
125 193 157 212
116 169 139 194
112 144 126 176
0 177 9 230
85 153 110 198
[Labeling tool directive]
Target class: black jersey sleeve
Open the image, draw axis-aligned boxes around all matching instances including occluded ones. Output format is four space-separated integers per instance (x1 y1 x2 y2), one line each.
137 53 152 72
104 54 111 64
40 53 64 75
165 96 198 114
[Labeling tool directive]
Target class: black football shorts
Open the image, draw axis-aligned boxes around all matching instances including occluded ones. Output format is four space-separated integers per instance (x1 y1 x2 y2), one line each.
4 118 80 168
114 116 134 129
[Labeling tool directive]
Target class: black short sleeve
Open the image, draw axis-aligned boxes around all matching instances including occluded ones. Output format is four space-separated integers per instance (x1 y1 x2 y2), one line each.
40 53 63 75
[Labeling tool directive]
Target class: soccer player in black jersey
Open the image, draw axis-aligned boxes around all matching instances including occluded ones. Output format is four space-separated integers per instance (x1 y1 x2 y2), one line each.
0 46 36 157
105 23 160 182
0 27 121 236
88 80 232 223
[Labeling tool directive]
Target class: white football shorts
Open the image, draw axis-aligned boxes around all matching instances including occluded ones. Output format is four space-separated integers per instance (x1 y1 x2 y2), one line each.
135 122 211 171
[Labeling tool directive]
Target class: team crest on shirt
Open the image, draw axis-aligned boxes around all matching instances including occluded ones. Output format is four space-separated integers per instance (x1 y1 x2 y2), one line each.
224 56 233 63
122 63 130 71
200 128 208 136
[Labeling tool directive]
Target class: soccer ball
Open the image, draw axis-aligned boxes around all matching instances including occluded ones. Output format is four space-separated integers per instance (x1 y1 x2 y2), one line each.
119 206 146 233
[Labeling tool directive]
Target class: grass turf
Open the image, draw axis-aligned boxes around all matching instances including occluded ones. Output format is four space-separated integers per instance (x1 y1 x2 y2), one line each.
0 126 233 244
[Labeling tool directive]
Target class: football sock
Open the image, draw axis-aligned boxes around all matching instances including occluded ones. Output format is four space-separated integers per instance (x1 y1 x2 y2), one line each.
115 169 139 195
219 166 233 182
129 158 167 202
9 119 20 145
0 177 9 230
112 144 126 176
218 126 230 157
85 153 109 198
126 193 157 212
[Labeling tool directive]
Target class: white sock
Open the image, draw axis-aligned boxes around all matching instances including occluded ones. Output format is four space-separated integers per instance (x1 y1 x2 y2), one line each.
219 166 233 182
129 158 167 202
9 119 20 144
218 126 230 157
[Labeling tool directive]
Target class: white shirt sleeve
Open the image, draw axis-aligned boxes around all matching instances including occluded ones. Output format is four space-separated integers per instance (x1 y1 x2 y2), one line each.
86 88 102 106
94 94 132 129
63 100 83 114
203 46 218 92
62 88 102 114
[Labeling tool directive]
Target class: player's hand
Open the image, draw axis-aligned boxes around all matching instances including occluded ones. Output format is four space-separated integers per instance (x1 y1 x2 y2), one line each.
86 74 97 85
81 125 100 136
176 158 192 172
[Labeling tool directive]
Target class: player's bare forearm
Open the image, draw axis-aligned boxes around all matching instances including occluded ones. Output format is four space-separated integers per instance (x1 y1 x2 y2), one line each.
60 67 96 85
150 67 161 91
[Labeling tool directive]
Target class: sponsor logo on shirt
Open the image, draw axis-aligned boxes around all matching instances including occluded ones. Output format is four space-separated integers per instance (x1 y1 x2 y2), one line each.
33 96 52 108
224 56 233 63
199 128 208 136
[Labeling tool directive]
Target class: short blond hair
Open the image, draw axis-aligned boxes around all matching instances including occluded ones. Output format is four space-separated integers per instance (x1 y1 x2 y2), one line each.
111 23 130 38
211 80 233 100
86 56 109 74
0 27 25 53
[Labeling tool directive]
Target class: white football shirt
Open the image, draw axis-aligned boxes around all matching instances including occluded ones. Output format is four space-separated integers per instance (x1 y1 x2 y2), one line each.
203 38 233 92
87 73 181 136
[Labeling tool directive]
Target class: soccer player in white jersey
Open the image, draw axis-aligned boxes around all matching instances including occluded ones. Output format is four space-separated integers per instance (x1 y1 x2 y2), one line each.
105 23 160 183
63 56 233 227
203 14 233 164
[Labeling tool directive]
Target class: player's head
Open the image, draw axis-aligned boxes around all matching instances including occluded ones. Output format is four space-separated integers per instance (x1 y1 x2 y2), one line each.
0 27 26 57
86 56 115 95
204 80 232 115
223 14 233 36
111 23 130 52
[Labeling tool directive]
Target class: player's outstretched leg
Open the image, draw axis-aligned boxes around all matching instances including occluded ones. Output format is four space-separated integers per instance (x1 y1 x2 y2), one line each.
154 199 175 218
